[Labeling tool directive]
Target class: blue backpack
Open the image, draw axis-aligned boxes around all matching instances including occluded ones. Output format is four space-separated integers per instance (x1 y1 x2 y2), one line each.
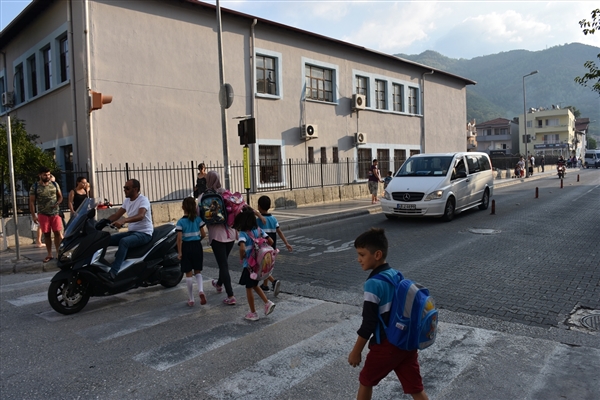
372 271 438 351
198 189 227 226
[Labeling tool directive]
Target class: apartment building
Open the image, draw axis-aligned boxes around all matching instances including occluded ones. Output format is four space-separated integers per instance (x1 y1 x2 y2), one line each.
0 0 475 193
475 118 518 155
519 107 576 157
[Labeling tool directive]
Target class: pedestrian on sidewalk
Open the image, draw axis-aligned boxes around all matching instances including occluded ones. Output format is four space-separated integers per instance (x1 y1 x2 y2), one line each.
176 197 207 307
540 155 545 172
368 159 383 204
67 176 89 221
256 195 292 296
193 163 207 198
29 167 63 262
202 171 237 305
233 208 276 321
348 228 429 400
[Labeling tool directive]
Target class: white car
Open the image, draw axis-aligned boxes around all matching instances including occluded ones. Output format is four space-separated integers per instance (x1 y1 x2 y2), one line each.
381 152 494 222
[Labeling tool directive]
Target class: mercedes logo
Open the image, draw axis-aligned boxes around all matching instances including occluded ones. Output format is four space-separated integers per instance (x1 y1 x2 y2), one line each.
403 193 411 201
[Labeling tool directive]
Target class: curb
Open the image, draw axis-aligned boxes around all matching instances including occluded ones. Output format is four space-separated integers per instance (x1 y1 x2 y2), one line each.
279 205 381 231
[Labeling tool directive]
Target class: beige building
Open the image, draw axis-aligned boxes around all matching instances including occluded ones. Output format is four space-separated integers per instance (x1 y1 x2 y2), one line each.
476 118 518 155
519 107 577 158
1 0 475 195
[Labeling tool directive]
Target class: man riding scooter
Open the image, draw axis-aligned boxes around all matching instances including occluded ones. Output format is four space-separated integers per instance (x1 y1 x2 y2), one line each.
557 156 566 179
103 179 153 280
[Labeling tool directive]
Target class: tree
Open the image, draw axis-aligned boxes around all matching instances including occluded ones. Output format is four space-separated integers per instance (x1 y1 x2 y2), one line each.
565 106 581 118
574 9 600 95
588 137 597 150
0 118 59 193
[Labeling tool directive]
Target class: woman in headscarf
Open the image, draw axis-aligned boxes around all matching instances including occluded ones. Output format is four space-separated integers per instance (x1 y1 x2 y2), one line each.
200 171 237 305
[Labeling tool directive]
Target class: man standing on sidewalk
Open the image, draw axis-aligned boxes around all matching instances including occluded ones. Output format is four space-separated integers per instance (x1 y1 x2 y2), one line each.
29 167 63 263
368 159 383 204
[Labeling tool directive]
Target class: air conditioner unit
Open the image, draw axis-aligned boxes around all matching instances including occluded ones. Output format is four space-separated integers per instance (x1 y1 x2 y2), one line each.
1 92 14 107
301 124 318 140
352 94 366 110
355 132 367 145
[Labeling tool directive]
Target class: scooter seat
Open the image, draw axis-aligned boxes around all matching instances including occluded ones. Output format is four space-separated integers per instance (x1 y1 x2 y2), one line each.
125 224 175 259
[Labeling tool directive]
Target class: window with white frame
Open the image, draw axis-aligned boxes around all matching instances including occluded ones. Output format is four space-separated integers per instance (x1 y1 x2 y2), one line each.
320 147 327 164
42 46 52 91
356 75 368 106
0 76 5 112
59 36 69 83
15 64 25 104
256 54 277 95
27 55 37 98
392 83 403 112
333 147 339 163
375 79 386 110
305 64 333 102
546 118 559 126
408 87 418 114
258 145 282 184
544 134 560 144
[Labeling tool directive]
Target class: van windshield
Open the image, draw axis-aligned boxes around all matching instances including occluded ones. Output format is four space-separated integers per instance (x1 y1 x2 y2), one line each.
396 156 453 177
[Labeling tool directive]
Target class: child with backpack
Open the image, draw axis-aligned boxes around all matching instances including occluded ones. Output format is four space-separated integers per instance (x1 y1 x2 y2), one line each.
233 207 276 321
176 197 207 307
348 228 429 400
256 195 293 296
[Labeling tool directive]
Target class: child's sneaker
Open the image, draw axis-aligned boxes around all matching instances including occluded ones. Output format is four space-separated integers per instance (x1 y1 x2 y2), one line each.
260 284 270 292
199 292 207 305
212 279 223 293
264 300 276 315
187 300 194 307
245 311 259 321
223 296 236 305
272 280 281 297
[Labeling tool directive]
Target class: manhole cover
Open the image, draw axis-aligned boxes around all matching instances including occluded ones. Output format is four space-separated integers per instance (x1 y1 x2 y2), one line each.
468 228 501 235
581 315 600 331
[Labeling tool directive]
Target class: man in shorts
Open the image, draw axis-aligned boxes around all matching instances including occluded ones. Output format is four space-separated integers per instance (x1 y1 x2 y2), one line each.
29 166 63 263
368 159 383 204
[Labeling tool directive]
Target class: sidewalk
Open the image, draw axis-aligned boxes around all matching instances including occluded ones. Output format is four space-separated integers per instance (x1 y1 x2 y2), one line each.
0 167 562 275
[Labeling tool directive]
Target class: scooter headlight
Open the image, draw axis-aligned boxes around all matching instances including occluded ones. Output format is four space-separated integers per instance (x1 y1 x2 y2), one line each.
424 190 444 201
60 243 80 262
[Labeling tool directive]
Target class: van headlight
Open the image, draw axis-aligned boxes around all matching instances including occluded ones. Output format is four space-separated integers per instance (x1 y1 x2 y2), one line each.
60 244 79 261
424 190 444 201
383 191 391 200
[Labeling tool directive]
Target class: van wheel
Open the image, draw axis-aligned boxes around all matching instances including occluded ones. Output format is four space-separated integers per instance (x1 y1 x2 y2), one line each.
478 189 490 210
442 198 455 222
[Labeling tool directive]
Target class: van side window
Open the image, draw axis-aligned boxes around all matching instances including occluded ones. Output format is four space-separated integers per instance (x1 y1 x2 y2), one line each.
478 155 491 171
452 159 466 180
466 155 480 173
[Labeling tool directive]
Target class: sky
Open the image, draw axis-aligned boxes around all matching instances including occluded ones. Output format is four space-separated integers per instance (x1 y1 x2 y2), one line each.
1 0 598 59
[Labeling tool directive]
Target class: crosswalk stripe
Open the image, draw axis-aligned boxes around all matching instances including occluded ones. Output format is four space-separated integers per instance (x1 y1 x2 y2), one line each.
207 316 360 399
6 291 48 306
133 297 323 371
0 275 52 293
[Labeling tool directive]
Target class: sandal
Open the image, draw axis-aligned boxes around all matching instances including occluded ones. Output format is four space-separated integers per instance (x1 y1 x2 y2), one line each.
43 256 53 263
187 300 195 307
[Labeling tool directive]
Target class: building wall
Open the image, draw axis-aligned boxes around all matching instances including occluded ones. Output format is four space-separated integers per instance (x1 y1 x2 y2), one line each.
520 108 575 156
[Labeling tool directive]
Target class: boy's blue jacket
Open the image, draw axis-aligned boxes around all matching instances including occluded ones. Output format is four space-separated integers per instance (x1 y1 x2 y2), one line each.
357 263 396 344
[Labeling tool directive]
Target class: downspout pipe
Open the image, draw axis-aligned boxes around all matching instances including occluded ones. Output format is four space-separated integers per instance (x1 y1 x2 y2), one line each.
67 0 80 169
421 70 434 153
250 19 257 193
83 0 96 192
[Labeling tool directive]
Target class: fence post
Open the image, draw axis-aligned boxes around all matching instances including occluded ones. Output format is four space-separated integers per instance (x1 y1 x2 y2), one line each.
288 159 293 191
320 162 324 188
125 162 130 181
347 158 350 185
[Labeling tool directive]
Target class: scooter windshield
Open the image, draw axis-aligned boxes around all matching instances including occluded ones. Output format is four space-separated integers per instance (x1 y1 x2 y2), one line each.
63 198 99 239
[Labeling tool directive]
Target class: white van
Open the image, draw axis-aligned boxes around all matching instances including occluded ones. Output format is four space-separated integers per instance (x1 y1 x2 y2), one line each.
584 150 600 168
381 152 494 222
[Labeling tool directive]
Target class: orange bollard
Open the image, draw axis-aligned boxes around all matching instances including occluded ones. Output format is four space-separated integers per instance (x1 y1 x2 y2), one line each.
577 174 580 182
490 199 496 215
560 179 563 189
535 187 538 198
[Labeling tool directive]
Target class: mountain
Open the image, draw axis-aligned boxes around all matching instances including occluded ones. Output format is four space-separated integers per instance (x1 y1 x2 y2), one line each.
397 44 600 139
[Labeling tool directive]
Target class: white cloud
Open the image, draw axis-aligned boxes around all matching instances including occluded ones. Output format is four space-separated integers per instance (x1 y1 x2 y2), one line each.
461 10 551 45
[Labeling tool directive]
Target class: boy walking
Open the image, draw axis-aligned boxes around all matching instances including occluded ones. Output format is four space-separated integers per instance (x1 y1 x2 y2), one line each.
256 195 293 296
348 228 428 400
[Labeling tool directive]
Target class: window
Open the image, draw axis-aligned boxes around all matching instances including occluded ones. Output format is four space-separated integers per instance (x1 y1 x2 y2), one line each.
526 121 532 128
357 148 372 179
308 147 315 163
356 76 368 96
59 36 69 83
0 77 5 112
410 149 420 156
486 129 492 136
42 46 52 90
537 120 543 128
15 64 25 104
320 147 327 164
408 87 418 114
392 83 403 112
305 64 333 102
28 56 37 98
499 128 508 135
544 134 560 144
394 149 406 171
256 55 276 95
546 118 559 126
375 80 386 110
333 147 339 163
258 145 281 184
377 149 390 176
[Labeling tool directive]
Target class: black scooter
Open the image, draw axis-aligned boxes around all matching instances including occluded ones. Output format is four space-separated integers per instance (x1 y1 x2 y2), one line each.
48 198 183 315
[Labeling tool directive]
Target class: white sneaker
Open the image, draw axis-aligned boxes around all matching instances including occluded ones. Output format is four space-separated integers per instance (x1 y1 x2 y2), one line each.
264 300 276 316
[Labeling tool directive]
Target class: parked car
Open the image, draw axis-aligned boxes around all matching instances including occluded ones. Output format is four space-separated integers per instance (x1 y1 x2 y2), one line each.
584 150 600 169
381 152 494 222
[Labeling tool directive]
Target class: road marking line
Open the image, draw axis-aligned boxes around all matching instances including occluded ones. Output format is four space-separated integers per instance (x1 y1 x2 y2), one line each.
133 297 324 371
6 291 48 306
207 316 360 399
0 275 52 293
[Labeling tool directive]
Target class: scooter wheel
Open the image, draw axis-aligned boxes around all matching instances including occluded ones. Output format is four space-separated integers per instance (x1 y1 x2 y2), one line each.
160 270 184 288
48 279 90 315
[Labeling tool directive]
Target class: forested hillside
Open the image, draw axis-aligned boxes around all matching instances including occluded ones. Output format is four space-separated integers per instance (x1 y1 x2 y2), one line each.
397 43 600 139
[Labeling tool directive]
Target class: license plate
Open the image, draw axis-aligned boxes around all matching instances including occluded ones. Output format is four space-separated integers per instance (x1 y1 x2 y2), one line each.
397 204 416 210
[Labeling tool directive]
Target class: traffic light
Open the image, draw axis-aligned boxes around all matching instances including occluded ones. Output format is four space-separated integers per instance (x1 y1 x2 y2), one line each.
90 90 113 112
238 118 256 145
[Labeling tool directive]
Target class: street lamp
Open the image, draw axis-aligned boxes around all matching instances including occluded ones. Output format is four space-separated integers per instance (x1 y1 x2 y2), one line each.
523 70 538 177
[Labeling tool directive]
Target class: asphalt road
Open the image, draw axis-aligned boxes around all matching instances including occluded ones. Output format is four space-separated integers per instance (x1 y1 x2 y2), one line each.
1 169 599 399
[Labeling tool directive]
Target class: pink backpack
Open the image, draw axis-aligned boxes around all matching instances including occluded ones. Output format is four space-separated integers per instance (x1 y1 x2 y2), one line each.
222 190 246 227
247 228 279 281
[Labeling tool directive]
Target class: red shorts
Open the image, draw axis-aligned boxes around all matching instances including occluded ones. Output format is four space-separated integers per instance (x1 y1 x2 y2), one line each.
38 214 63 234
359 339 424 394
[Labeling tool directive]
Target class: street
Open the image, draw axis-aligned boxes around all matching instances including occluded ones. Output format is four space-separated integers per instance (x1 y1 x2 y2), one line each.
1 169 599 399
